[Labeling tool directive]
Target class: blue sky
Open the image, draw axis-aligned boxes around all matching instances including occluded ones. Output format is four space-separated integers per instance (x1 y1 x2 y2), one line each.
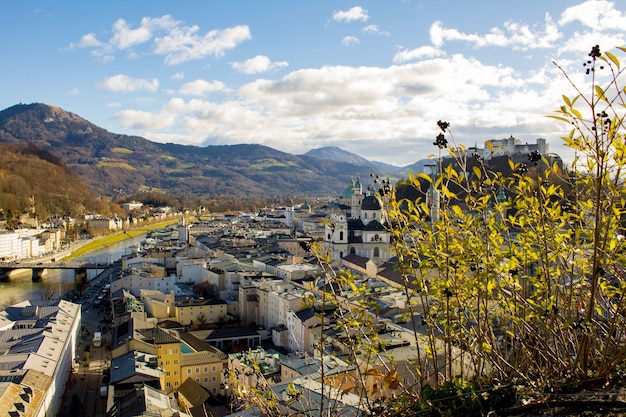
2 1 625 166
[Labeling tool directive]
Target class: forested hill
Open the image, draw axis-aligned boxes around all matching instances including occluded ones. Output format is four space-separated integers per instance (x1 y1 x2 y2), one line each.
0 142 119 223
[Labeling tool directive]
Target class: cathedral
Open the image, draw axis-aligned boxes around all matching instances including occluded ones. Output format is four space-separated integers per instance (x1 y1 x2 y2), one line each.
324 178 393 263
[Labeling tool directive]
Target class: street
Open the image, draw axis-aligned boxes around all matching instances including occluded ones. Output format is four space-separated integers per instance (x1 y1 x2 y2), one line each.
62 265 116 417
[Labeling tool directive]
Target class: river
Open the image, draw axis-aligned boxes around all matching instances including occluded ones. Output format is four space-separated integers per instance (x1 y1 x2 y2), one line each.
0 234 146 307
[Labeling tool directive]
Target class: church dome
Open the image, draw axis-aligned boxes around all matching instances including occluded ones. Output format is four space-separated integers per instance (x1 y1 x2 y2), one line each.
361 195 382 210
342 187 354 199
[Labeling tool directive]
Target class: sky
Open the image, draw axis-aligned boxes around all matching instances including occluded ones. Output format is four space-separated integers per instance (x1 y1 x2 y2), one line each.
1 1 626 167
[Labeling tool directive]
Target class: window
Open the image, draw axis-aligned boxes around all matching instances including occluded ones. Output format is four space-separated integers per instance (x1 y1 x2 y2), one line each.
204 377 208 383
196 367 200 374
212 365 216 372
166 360 170 366
187 369 191 375
204 367 208 372
374 247 380 257
213 388 217 394
174 360 178 365
339 231 344 241
166 382 171 387
174 371 178 376
212 376 216 382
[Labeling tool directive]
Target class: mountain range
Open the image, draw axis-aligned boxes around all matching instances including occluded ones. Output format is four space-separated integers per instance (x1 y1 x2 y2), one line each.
0 103 425 198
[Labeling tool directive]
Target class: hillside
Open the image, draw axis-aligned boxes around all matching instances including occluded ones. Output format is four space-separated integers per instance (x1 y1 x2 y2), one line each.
0 142 117 225
0 103 381 197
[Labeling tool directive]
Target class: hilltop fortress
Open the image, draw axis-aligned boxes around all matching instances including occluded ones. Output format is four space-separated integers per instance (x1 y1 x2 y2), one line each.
467 136 548 161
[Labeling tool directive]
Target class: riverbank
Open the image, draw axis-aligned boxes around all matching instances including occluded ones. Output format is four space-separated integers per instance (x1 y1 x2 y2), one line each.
65 218 180 260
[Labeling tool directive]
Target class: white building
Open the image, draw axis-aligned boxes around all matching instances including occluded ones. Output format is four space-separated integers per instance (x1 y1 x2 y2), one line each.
111 273 180 298
0 231 21 261
0 300 81 417
287 307 323 354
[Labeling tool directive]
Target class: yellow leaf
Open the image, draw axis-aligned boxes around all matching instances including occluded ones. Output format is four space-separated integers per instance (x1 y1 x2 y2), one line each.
595 85 607 101
365 368 384 378
414 172 433 183
546 115 571 123
606 51 620 70
482 342 492 353
562 94 572 107
384 370 400 390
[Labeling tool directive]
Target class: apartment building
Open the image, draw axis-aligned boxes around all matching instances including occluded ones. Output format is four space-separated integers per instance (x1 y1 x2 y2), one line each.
138 328 182 393
174 297 228 327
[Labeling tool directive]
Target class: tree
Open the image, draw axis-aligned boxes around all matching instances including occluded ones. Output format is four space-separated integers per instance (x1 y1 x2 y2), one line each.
226 45 626 416
194 280 218 298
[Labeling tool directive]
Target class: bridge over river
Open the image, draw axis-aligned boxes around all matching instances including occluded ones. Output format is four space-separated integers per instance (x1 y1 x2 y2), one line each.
0 260 113 282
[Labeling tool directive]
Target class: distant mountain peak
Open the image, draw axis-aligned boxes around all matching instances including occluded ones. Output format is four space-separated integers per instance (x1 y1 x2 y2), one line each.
304 146 375 166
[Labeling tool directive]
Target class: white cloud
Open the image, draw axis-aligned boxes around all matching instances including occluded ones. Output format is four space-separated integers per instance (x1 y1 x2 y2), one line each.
559 0 626 30
111 18 152 49
110 15 180 50
393 45 445 63
332 7 369 23
342 36 360 47
178 79 226 96
72 16 250 65
556 1 626 56
70 33 102 48
94 74 159 92
429 14 561 50
154 24 252 65
114 108 176 130
231 55 289 74
363 25 390 37
171 72 185 80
